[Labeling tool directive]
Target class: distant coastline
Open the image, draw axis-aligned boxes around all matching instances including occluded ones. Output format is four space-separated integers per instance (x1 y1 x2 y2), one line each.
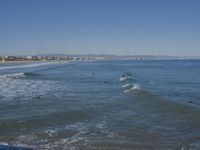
0 54 200 63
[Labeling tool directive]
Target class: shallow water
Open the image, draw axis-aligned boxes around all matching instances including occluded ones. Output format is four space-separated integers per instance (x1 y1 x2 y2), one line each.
0 60 200 150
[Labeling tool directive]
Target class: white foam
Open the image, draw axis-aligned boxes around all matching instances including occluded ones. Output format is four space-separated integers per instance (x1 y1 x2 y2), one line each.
95 121 106 129
0 73 25 79
119 76 134 82
45 129 58 137
119 76 127 81
0 73 60 101
0 62 59 70
122 83 132 88
181 142 200 150
1 121 115 150
0 142 9 146
123 84 140 93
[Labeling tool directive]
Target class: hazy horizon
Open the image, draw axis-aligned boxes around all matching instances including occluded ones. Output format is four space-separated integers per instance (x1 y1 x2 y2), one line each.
1 52 200 58
0 0 200 56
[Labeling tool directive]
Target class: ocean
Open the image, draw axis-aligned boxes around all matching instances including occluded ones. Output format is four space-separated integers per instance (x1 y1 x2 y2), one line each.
0 60 200 150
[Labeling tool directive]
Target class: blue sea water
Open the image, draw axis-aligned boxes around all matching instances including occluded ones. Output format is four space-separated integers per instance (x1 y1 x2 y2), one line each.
0 60 200 150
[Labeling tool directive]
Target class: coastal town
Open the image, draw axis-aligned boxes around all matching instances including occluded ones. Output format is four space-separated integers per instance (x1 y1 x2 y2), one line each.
0 55 100 62
0 54 144 62
1 54 197 63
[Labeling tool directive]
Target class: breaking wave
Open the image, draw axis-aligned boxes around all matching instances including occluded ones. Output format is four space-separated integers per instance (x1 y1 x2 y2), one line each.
0 72 40 79
0 72 58 101
0 120 115 150
119 76 134 82
0 62 59 70
123 84 140 93
122 83 133 88
120 74 141 93
0 73 25 79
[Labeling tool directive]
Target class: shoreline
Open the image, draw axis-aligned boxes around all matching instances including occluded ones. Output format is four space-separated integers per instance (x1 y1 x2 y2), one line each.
0 60 70 64
0 59 101 65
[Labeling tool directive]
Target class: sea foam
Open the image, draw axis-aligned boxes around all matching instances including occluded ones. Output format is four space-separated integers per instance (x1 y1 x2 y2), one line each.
0 72 58 101
0 62 59 70
119 76 134 82
123 84 140 93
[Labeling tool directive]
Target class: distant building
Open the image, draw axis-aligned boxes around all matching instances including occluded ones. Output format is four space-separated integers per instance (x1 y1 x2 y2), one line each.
0 56 3 62
3 56 17 61
26 56 33 59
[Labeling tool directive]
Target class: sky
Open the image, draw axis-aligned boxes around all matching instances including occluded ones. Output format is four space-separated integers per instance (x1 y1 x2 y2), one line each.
0 0 200 56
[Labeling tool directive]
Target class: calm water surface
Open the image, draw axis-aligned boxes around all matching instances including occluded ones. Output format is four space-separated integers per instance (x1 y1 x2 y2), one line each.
0 60 200 150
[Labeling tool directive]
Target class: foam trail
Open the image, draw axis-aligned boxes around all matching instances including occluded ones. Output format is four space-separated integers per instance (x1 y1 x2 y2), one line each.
124 84 140 93
122 83 133 88
120 77 127 81
0 142 9 146
0 73 25 79
119 76 134 82
0 72 41 79
0 62 59 70
0 72 59 101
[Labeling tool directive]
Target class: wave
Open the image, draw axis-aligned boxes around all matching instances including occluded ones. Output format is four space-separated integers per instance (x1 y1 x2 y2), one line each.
0 78 57 101
120 74 140 93
23 72 40 77
0 72 55 101
0 73 25 79
122 83 133 88
0 62 60 70
119 76 134 82
0 72 40 79
123 84 140 93
0 142 9 146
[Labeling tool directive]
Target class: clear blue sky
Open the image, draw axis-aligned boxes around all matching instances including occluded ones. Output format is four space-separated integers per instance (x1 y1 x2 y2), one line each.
0 0 199 56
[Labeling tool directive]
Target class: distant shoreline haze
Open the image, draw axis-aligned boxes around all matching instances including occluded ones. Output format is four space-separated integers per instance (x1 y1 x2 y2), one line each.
0 54 200 62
